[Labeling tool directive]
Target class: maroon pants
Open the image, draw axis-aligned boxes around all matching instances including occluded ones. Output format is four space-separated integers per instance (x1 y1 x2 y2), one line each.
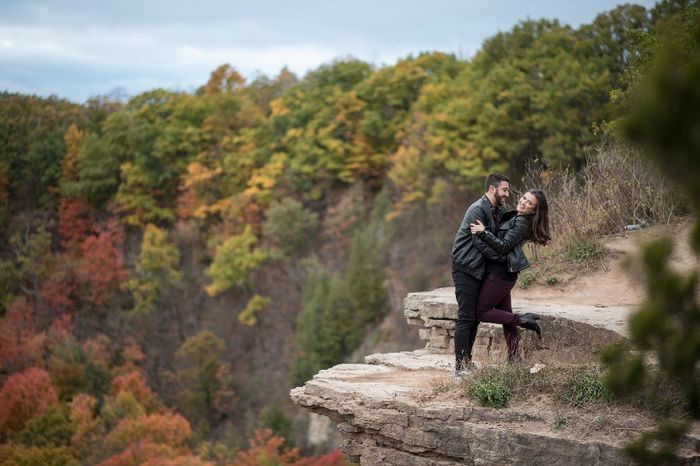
476 273 520 359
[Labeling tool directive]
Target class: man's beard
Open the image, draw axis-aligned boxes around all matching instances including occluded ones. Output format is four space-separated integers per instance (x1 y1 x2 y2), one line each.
496 193 507 206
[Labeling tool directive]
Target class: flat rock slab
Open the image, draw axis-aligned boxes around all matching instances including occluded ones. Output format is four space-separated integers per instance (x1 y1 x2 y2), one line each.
291 352 700 466
365 350 454 371
406 287 633 336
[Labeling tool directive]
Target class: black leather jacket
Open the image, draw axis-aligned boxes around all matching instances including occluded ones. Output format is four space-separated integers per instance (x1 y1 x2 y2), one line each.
474 211 532 274
451 195 502 279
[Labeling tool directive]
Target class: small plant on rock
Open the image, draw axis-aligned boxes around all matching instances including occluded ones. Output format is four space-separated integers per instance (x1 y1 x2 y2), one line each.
467 368 512 409
517 269 538 289
566 369 613 406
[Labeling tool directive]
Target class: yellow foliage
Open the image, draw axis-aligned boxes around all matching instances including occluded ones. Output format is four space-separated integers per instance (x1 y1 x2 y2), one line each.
238 294 271 326
243 153 287 203
269 98 289 117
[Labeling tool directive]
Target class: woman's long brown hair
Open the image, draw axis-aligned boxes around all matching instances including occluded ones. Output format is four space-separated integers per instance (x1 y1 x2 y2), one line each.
528 189 551 246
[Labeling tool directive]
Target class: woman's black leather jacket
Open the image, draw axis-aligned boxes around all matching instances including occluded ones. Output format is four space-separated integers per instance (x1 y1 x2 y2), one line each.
473 211 532 274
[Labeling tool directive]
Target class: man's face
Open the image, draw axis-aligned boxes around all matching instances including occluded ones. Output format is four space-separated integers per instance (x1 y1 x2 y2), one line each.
493 181 510 206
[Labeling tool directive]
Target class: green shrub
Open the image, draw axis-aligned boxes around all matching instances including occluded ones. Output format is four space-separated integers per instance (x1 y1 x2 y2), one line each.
566 240 602 263
517 269 538 289
566 370 613 405
553 416 568 431
467 369 512 409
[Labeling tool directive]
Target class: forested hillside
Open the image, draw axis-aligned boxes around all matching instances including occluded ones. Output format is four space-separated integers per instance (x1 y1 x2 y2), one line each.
0 2 695 464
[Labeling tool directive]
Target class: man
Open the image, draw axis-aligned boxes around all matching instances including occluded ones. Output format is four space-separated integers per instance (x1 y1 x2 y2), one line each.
451 173 510 380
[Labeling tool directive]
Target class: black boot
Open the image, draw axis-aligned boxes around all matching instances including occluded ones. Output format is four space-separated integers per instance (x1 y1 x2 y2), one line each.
519 312 541 323
520 320 542 339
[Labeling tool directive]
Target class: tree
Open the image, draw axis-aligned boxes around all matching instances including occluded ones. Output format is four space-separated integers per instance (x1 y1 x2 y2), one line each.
101 413 192 460
77 219 127 309
58 124 94 252
0 368 59 437
68 394 103 461
262 198 320 258
229 429 345 466
0 296 36 375
47 336 112 402
205 225 266 296
238 294 271 327
345 206 389 326
175 330 235 421
0 443 78 466
13 404 74 448
124 224 182 315
603 2 700 463
291 265 331 386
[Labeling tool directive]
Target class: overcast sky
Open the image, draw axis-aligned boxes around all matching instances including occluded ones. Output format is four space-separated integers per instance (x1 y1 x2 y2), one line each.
1 0 658 103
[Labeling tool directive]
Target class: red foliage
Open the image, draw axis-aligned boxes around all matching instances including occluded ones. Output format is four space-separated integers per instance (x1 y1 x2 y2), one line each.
58 197 94 252
77 219 126 307
111 371 156 411
104 412 192 453
0 367 59 436
0 297 36 374
310 450 346 466
230 429 299 466
230 429 346 466
49 313 73 340
97 440 174 466
39 254 78 315
245 201 264 235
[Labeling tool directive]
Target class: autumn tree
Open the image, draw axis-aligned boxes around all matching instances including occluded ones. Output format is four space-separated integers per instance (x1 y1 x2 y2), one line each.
0 296 36 375
205 225 266 296
76 219 127 309
175 330 235 422
230 429 345 466
0 368 59 437
58 124 93 252
124 224 182 315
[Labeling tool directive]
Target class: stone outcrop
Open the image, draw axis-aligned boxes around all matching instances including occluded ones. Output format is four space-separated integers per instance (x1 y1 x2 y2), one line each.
404 287 629 361
291 288 700 465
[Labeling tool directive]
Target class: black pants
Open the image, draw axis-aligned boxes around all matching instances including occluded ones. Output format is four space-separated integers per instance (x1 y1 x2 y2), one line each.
452 268 481 369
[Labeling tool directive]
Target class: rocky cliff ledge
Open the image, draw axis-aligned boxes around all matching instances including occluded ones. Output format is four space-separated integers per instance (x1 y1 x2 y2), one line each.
291 288 700 465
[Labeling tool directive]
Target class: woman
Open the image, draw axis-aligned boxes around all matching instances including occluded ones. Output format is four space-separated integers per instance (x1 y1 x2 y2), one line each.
469 189 551 362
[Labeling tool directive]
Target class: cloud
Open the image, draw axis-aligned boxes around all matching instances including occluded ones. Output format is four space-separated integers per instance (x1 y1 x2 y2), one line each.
0 0 660 102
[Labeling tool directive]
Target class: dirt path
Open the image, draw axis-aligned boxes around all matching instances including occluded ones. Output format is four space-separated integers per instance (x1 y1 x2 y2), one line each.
516 219 697 308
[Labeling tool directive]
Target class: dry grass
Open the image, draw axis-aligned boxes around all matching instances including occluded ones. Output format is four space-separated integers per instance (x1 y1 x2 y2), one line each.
517 143 687 284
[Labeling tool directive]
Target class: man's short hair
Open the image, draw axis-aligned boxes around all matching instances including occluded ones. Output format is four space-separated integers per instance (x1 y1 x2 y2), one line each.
485 173 510 192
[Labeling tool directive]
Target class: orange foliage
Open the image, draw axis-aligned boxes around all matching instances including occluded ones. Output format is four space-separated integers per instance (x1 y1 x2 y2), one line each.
59 197 94 252
47 313 74 344
111 371 156 411
100 440 213 466
69 393 103 459
230 429 346 466
98 440 177 466
77 219 126 307
305 450 346 466
0 367 59 436
104 412 192 453
204 64 245 95
82 334 112 368
0 296 36 374
39 254 78 315
61 123 83 181
244 201 264 235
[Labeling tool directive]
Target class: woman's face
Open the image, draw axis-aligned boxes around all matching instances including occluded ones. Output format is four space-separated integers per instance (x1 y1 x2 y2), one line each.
516 192 538 215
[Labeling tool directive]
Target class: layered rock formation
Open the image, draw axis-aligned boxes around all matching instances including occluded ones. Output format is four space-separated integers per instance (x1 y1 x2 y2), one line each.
291 288 700 465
